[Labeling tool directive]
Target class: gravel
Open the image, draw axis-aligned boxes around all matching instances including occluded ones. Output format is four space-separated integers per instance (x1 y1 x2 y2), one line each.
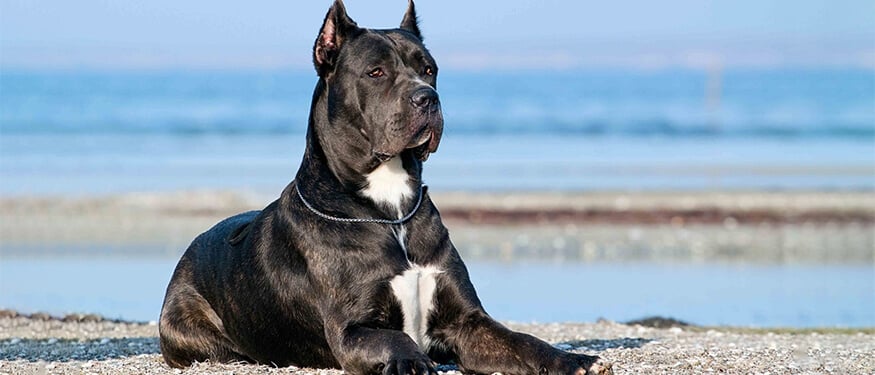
1 314 872 375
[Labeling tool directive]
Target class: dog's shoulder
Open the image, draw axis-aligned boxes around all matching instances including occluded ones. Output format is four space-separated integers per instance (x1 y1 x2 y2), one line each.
223 210 261 246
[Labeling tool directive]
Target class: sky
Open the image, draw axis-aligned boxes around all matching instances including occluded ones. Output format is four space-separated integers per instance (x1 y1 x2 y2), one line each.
1 0 873 70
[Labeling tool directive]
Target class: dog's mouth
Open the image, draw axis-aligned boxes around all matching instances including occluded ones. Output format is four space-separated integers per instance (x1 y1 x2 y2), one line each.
374 129 433 163
406 119 444 161
409 130 433 161
373 117 443 163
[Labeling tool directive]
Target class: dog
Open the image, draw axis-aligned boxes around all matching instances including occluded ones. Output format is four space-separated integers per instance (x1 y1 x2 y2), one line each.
159 1 613 374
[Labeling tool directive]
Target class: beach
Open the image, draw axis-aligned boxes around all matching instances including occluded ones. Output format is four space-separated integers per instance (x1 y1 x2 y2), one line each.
1 311 873 374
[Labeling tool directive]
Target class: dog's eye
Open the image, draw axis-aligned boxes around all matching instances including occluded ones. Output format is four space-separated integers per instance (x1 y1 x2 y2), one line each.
367 68 385 78
424 66 434 76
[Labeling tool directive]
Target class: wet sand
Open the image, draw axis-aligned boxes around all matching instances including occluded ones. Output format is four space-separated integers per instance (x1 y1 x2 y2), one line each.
2 190 872 262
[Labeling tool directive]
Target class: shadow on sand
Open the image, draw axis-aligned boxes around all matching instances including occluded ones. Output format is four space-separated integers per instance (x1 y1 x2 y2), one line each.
0 338 159 362
557 337 653 351
1 336 648 369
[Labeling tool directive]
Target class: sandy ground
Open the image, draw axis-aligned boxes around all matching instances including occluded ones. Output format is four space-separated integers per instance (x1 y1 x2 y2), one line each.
2 190 872 263
0 314 872 375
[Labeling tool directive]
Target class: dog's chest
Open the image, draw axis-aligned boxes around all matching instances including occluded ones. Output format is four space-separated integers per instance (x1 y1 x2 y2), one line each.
389 264 441 351
388 216 440 351
362 156 439 349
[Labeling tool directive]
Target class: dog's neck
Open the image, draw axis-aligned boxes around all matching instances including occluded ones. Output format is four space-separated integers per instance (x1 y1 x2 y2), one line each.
292 79 423 219
360 156 414 217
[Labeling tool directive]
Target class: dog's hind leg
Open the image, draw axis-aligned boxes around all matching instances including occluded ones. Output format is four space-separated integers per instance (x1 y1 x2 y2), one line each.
159 270 248 368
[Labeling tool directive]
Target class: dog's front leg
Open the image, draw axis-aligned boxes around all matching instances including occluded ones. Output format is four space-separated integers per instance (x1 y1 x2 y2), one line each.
445 311 610 375
324 321 437 375
431 251 612 375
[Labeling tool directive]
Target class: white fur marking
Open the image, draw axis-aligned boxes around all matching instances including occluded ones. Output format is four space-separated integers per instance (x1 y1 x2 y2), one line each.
360 156 412 213
364 157 436 348
390 265 442 351
393 225 409 258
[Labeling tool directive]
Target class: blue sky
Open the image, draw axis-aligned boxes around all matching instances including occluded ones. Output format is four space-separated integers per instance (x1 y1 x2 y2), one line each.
1 0 873 70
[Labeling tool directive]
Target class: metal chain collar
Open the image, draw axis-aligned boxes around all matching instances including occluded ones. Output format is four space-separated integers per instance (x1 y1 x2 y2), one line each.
295 182 426 225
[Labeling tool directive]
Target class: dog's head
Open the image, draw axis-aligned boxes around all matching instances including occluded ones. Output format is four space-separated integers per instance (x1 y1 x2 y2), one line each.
313 0 443 163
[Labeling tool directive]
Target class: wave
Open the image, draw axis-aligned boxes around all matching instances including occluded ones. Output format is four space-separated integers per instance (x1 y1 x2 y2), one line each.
2 119 872 139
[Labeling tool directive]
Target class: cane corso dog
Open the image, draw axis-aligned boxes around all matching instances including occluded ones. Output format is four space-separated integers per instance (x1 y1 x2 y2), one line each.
159 1 613 374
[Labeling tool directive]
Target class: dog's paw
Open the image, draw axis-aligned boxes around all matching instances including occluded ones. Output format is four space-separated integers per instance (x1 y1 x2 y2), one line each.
569 354 613 375
381 355 437 375
542 353 613 375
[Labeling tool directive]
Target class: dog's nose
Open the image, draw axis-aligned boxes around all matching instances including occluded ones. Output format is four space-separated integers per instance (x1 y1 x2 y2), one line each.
410 87 439 109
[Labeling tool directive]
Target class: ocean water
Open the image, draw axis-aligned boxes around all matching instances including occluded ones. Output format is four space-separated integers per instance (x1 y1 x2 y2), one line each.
1 68 873 194
1 257 872 327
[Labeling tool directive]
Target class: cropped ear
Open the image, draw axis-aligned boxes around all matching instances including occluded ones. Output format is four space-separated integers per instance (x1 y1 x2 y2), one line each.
313 0 359 77
399 0 422 40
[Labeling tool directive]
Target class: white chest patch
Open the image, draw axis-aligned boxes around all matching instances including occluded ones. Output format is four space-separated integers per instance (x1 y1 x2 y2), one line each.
360 156 412 214
389 265 442 351
364 157 435 348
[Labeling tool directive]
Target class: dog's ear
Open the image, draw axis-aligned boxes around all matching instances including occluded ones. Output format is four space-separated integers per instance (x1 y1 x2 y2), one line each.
314 0 359 77
399 0 422 40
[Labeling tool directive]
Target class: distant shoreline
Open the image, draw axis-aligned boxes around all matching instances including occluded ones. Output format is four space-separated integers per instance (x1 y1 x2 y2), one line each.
3 189 873 223
2 189 872 263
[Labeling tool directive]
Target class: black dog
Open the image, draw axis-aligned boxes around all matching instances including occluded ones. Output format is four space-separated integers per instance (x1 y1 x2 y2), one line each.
159 1 612 374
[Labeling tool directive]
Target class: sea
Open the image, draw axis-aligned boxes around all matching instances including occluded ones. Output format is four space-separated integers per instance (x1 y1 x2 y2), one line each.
1 68 873 195
1 258 872 327
0 68 873 327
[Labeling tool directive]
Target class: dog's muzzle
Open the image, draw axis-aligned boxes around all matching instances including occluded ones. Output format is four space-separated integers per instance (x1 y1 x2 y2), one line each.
408 87 443 161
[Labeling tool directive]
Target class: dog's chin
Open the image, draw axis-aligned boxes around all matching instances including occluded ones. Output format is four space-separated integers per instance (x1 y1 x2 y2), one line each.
373 127 439 163
410 140 431 161
407 130 435 161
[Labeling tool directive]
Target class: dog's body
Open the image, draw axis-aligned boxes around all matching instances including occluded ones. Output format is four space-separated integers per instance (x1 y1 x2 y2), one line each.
159 2 612 374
